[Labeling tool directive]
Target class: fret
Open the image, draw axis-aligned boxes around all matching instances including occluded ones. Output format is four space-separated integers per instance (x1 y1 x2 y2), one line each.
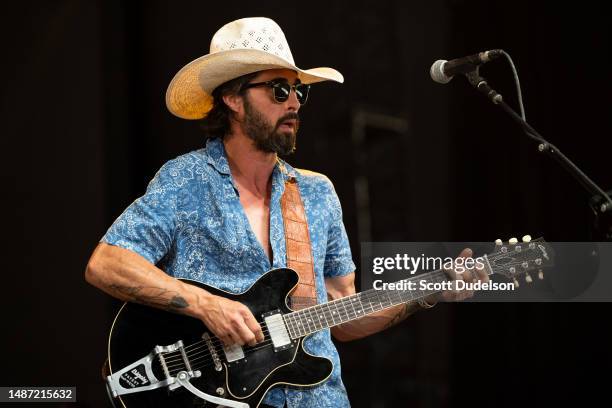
362 290 379 313
328 302 337 326
376 292 384 310
289 314 300 338
357 295 366 318
302 311 311 335
309 306 318 333
311 305 324 332
389 289 398 305
390 289 399 307
334 299 345 323
288 314 299 338
381 291 390 308
346 297 356 321
302 309 314 334
312 305 325 331
374 290 385 312
310 306 321 333
320 303 332 328
383 289 393 308
301 309 311 335
336 299 349 324
295 312 306 337
329 301 340 325
348 295 358 319
340 298 354 323
364 291 377 313
378 288 385 311
283 314 295 339
288 314 297 338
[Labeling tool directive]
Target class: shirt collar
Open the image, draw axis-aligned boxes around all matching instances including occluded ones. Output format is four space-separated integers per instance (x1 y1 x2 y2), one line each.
205 137 232 175
205 137 299 181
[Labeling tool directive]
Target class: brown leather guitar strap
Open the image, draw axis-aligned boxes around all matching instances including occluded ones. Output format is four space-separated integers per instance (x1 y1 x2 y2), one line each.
280 177 317 310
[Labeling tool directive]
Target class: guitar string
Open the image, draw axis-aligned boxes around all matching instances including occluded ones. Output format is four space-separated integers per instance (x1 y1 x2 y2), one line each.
161 252 536 369
162 272 451 373
165 265 533 375
161 269 453 370
169 265 457 357
162 256 508 367
163 261 527 374
164 260 523 369
164 290 411 371
170 247 534 356
162 281 425 366
163 287 403 369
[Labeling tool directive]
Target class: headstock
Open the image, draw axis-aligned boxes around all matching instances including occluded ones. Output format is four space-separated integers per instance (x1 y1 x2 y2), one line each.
488 235 554 286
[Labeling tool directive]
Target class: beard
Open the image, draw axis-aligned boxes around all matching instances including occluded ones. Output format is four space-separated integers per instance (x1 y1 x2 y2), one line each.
242 97 299 156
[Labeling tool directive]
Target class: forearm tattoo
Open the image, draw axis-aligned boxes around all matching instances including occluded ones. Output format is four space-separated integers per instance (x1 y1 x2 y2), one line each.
109 284 189 311
383 303 416 329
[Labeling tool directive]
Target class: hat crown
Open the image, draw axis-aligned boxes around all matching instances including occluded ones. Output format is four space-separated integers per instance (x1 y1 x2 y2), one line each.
209 17 295 64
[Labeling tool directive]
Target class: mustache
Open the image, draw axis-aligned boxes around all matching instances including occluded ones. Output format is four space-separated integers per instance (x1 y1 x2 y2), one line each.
275 112 300 128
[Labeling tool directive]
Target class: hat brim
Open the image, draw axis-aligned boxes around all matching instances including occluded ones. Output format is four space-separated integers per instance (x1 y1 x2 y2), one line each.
165 49 344 120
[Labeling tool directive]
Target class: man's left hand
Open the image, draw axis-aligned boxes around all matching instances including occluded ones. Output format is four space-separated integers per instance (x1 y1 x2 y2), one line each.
424 247 489 304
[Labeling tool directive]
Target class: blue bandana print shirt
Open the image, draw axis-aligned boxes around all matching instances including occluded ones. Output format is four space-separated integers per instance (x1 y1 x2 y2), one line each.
102 137 356 408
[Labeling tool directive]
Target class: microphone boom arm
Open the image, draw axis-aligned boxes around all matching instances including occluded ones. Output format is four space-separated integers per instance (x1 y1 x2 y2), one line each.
463 69 612 238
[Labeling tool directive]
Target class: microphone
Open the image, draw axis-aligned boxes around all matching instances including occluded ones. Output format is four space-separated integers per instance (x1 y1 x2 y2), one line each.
430 49 503 84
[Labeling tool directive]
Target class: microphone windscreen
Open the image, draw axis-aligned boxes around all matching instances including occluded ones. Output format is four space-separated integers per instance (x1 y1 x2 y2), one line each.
430 60 452 84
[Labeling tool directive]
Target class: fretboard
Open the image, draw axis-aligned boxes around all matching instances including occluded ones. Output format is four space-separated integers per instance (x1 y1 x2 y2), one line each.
280 240 549 339
282 268 450 339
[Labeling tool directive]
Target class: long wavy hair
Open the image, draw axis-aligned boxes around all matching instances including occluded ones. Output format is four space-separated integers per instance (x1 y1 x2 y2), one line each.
199 72 259 140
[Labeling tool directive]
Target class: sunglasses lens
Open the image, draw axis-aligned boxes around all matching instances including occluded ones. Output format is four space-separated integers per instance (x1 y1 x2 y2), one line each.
272 83 291 102
295 84 310 105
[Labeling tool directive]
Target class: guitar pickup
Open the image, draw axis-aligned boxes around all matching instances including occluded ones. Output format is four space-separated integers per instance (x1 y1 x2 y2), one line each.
223 343 245 363
263 310 294 351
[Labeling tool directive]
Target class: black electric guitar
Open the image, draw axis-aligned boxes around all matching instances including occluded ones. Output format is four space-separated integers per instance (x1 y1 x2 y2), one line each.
105 237 553 407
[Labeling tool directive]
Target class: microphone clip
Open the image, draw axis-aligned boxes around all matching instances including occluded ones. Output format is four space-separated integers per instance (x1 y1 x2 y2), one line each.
465 70 503 104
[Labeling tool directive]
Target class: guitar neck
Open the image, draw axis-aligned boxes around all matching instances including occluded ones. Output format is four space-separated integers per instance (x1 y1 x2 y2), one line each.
283 237 552 339
283 267 458 339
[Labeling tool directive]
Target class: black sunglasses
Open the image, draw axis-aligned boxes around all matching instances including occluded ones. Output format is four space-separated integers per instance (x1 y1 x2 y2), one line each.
242 80 310 105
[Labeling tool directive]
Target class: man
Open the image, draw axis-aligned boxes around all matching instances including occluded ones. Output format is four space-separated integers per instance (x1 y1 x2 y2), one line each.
86 17 486 407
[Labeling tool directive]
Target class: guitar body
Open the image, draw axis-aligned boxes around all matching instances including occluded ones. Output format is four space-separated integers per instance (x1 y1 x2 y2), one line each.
107 268 333 407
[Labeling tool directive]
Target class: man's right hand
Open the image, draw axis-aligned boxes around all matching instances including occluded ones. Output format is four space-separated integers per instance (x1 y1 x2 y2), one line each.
198 294 264 347
85 243 264 348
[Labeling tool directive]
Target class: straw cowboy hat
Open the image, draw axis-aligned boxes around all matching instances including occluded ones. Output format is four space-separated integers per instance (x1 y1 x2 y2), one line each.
165 17 344 120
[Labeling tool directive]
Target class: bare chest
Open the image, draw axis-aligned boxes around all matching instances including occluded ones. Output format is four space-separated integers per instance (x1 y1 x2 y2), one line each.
237 189 272 261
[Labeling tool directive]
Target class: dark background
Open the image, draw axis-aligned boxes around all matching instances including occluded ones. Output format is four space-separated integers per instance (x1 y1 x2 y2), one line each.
2 0 611 406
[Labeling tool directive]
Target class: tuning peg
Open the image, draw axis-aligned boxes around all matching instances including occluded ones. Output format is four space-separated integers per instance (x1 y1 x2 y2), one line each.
538 269 544 280
522 235 532 243
513 277 520 287
525 273 533 283
495 239 503 246
509 237 518 244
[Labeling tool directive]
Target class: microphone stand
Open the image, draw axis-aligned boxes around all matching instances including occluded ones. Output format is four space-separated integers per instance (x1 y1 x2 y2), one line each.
463 70 612 240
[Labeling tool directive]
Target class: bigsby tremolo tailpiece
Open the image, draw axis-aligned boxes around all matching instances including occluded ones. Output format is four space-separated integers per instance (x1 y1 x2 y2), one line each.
106 338 248 408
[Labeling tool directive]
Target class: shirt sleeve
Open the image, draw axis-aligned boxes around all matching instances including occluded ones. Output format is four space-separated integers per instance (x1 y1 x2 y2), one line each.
323 179 356 278
101 162 178 265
